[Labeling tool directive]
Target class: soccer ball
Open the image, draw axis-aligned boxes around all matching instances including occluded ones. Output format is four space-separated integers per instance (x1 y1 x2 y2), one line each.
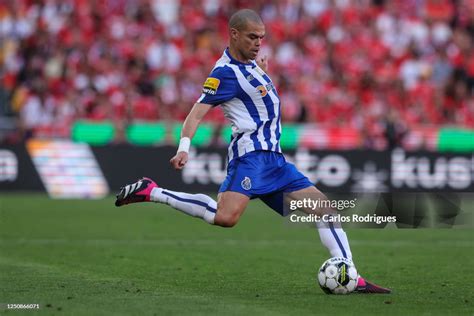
318 257 358 294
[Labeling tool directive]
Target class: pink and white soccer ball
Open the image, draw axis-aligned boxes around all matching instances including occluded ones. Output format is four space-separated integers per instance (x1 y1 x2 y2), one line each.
318 257 358 294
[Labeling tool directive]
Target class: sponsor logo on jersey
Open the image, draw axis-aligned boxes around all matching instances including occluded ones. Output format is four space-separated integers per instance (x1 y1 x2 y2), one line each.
265 82 275 92
202 77 220 95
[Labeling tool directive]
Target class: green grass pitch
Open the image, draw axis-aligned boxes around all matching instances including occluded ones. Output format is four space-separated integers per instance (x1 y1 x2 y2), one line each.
0 193 473 315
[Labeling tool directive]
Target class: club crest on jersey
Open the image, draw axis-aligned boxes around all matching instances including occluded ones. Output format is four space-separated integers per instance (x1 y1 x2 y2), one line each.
202 77 220 95
241 177 252 190
256 82 275 97
246 74 254 81
256 85 267 97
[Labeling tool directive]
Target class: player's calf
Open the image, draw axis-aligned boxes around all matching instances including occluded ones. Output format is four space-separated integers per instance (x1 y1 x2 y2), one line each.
115 177 217 223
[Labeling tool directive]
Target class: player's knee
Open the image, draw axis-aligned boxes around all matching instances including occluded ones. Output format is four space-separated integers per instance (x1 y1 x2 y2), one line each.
217 217 238 227
214 208 240 227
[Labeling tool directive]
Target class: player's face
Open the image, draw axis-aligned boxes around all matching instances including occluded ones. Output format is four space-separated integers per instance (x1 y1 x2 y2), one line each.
234 21 265 61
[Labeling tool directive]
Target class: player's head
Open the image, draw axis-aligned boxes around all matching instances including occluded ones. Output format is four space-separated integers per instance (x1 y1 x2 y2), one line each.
228 9 265 62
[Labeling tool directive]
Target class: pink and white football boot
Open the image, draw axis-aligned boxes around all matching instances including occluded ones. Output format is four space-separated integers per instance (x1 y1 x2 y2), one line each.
115 177 158 207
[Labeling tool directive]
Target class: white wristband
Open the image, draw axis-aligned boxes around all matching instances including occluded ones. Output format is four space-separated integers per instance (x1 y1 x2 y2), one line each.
177 137 191 153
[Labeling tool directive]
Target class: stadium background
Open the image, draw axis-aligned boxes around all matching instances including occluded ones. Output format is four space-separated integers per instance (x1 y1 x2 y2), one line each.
0 0 473 315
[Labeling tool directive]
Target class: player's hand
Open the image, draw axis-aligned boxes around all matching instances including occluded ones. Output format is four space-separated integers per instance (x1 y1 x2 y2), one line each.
257 55 268 73
170 151 189 170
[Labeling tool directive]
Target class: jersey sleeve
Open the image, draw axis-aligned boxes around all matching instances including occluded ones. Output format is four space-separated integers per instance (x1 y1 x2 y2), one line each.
196 66 237 106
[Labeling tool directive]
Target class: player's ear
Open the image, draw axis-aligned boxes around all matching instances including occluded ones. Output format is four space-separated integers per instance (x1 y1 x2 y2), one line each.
230 28 239 40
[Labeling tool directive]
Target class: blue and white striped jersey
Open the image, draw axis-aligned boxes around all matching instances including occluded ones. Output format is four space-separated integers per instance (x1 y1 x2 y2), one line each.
197 48 282 162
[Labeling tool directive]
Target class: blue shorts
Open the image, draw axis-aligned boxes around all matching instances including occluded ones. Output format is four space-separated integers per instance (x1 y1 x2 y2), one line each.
219 150 314 215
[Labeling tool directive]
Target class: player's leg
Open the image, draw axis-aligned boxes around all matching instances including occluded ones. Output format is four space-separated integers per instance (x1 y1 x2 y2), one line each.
285 186 391 293
285 186 352 260
214 191 250 227
268 185 390 293
250 155 353 259
115 177 217 223
264 159 391 293
150 188 249 227
115 177 249 227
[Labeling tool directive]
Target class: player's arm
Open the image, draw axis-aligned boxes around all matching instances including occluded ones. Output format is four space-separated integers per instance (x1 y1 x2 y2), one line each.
170 66 235 170
170 103 213 170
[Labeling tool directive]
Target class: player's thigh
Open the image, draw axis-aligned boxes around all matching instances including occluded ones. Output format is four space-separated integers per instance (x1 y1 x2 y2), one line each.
215 191 250 226
285 185 328 202
285 186 330 215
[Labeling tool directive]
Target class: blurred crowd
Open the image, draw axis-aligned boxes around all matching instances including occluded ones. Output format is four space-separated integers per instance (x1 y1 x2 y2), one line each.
0 0 473 147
